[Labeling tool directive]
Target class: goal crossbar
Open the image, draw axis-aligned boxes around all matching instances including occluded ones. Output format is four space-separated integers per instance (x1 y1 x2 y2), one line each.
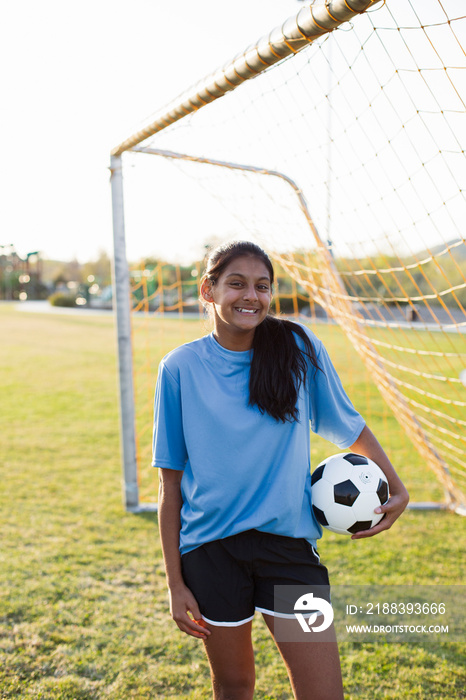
111 0 378 157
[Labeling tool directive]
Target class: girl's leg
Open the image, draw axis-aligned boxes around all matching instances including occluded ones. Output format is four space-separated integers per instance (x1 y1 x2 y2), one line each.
262 614 344 700
203 620 255 700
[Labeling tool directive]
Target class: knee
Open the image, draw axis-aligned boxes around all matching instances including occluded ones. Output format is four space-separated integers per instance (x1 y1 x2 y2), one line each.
212 672 255 700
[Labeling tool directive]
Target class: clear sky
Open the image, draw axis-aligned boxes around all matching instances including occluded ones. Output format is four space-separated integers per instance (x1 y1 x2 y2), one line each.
1 0 303 262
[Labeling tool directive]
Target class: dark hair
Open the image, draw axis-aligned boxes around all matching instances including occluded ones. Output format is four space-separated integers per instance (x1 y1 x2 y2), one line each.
203 241 322 423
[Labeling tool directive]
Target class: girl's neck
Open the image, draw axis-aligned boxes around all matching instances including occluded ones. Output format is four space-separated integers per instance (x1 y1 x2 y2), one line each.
213 328 255 352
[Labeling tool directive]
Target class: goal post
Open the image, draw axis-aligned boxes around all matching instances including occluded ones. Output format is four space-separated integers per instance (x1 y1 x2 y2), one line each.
110 0 466 514
110 154 141 512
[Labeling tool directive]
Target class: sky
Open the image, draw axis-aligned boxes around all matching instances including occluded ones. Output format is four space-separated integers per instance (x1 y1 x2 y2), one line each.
1 0 305 263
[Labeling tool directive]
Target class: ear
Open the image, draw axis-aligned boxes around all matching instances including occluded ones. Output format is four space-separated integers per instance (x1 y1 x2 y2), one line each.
200 277 215 303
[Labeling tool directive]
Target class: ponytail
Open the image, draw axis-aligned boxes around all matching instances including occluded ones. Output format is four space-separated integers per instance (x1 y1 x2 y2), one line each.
250 315 321 423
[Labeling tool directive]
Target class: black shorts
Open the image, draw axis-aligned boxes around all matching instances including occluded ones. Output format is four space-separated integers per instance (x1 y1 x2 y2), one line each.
181 529 330 626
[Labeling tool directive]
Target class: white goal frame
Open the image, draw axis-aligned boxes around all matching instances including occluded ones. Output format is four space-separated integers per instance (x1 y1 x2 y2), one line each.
109 0 465 515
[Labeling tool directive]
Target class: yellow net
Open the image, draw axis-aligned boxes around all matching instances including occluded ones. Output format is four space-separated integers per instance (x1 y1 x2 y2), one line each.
121 0 465 512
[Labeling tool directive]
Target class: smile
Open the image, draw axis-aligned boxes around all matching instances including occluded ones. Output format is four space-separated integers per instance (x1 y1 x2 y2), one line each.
235 308 259 314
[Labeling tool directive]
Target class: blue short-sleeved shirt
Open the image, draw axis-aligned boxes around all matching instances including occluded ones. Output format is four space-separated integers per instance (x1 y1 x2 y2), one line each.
152 324 365 555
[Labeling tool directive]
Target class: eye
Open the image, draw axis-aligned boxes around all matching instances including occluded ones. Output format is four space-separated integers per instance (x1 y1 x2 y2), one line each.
258 284 270 291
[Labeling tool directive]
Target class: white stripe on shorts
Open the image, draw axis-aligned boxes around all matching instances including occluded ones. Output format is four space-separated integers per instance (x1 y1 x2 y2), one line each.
255 606 323 619
201 613 255 627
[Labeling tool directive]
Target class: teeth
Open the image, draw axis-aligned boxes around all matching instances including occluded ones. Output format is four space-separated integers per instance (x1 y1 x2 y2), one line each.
237 308 256 314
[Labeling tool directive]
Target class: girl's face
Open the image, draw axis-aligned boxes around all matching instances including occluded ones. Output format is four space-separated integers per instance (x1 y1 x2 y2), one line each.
201 255 272 350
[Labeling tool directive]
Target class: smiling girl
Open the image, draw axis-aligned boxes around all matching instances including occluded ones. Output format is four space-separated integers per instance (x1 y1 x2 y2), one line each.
153 240 408 700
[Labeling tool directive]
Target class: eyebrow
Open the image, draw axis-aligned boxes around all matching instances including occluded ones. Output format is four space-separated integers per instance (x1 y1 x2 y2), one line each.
225 272 271 281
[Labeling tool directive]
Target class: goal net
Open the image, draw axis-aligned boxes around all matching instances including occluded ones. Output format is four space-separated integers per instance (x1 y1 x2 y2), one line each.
110 0 466 514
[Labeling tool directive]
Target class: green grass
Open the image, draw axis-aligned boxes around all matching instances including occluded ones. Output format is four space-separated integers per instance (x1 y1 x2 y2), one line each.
0 305 465 699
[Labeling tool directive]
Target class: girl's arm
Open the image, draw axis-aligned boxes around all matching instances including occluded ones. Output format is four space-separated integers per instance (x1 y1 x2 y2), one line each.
348 425 409 540
158 468 210 638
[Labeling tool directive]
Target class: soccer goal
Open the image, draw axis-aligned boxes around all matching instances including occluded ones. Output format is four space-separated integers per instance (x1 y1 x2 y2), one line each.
110 0 466 515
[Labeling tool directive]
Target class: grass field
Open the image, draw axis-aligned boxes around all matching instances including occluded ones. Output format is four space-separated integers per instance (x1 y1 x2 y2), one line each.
0 304 464 699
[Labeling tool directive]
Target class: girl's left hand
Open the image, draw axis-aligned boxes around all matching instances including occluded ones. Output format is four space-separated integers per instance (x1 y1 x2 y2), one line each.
350 485 409 540
348 425 409 540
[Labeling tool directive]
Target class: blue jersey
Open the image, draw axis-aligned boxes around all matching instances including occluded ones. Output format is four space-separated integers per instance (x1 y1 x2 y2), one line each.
152 325 365 555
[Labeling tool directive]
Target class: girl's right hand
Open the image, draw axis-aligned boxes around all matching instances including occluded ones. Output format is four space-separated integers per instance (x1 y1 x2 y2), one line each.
169 583 211 639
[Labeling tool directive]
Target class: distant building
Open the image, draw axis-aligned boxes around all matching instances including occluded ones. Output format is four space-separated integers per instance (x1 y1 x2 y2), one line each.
0 246 45 300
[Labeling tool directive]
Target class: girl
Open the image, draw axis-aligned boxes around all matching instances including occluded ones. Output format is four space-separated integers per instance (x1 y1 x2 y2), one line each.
153 241 409 700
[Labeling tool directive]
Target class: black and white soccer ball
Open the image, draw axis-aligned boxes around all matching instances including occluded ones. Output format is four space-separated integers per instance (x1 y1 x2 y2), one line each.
311 453 389 535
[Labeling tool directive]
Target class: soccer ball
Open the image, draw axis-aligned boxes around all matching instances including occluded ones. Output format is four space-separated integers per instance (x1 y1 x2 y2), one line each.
311 453 389 535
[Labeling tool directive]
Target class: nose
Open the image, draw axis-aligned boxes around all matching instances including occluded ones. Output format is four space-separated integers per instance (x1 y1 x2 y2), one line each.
243 284 258 301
